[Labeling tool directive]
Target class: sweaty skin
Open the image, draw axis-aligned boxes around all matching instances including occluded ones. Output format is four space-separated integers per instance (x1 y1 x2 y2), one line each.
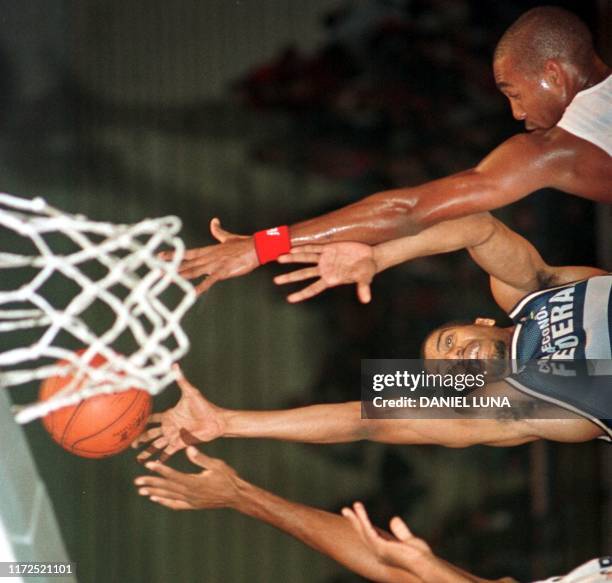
173 51 610 294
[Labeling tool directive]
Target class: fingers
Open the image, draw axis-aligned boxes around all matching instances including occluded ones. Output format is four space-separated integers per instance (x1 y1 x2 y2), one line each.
288 245 325 254
277 252 321 265
195 275 219 295
273 267 319 285
160 240 221 264
181 247 215 261
174 365 200 395
178 260 221 283
389 517 430 553
357 283 372 304
138 485 188 500
210 218 226 243
277 245 324 263
389 516 412 542
149 497 192 510
136 446 159 464
135 475 193 510
135 475 188 497
178 263 212 280
176 247 216 264
352 502 380 542
286 280 328 303
342 504 378 551
181 248 204 261
341 506 365 539
131 426 162 449
158 444 182 463
131 413 163 448
169 260 213 285
210 217 239 243
136 436 168 463
186 445 218 470
138 442 180 464
144 460 187 480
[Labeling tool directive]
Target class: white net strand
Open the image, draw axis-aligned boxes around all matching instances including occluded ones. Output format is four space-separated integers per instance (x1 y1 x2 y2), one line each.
0 193 197 424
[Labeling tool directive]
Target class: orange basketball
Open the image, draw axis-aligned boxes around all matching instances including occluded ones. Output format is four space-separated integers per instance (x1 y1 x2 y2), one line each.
39 352 152 458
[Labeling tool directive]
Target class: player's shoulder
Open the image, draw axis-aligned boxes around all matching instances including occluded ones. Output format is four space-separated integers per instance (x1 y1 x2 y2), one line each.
498 129 571 164
522 127 612 200
500 131 548 152
500 121 609 160
544 125 611 163
524 126 582 153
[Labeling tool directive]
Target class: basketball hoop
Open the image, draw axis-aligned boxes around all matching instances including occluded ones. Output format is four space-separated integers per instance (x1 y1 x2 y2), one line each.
0 193 197 424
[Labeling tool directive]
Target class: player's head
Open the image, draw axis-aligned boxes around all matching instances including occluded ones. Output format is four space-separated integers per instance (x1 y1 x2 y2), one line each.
422 318 513 376
493 7 596 130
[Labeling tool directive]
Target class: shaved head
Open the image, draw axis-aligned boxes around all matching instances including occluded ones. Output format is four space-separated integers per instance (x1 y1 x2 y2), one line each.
495 7 594 75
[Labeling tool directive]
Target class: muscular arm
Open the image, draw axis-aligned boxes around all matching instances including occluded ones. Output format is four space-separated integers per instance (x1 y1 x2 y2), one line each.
175 128 609 293
368 210 604 312
289 128 610 245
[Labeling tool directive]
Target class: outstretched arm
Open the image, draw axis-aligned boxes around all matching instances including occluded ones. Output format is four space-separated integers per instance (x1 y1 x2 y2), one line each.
136 451 514 582
135 448 419 583
132 372 538 457
371 211 604 311
276 211 605 308
132 371 604 460
219 396 543 447
173 128 608 294
273 213 493 302
289 134 544 245
289 128 611 245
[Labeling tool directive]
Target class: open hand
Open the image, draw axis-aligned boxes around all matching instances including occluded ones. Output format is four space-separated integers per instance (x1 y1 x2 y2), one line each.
342 503 436 576
131 366 226 463
160 218 259 294
274 242 377 303
135 447 241 510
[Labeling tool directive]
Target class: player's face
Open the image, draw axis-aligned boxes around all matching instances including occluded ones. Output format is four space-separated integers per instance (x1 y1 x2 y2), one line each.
493 56 568 130
423 320 512 365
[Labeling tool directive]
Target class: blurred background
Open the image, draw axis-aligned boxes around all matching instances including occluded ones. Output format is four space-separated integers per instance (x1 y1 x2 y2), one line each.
0 1 610 582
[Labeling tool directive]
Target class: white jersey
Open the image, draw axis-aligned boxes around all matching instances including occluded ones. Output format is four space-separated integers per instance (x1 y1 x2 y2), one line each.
557 75 612 156
533 557 612 582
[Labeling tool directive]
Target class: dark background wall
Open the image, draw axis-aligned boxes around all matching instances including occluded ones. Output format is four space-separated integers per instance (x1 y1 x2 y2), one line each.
0 1 610 582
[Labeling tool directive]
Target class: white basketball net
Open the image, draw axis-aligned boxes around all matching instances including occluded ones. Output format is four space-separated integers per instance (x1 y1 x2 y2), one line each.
0 193 196 424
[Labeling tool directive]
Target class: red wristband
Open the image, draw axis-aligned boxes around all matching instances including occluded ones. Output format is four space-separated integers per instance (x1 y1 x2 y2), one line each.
254 226 291 264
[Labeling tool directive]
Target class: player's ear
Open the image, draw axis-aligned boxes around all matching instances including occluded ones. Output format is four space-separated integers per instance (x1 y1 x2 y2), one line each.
474 317 496 327
542 59 564 88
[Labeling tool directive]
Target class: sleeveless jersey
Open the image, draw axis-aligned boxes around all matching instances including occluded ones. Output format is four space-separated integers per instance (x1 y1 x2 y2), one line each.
557 75 612 156
505 275 612 441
